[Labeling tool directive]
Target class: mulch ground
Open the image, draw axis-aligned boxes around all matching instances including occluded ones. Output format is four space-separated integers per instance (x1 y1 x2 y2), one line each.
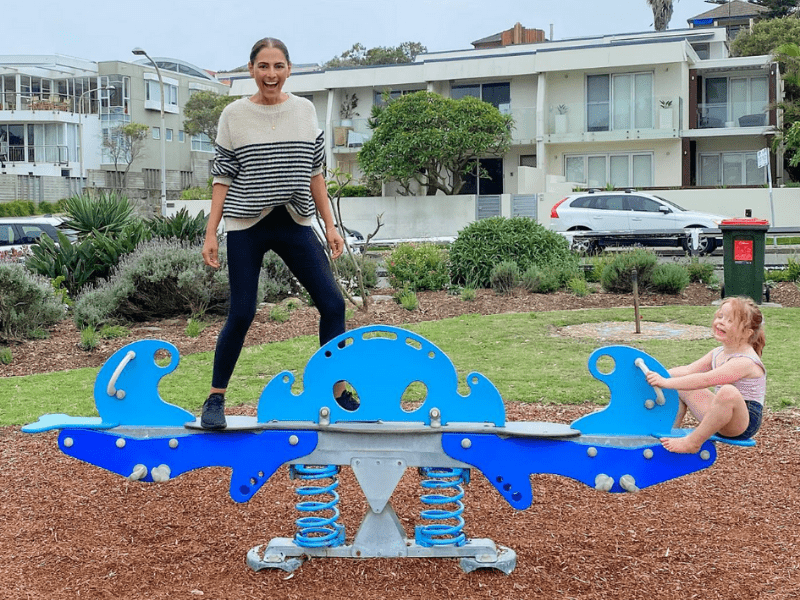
2 283 800 599
2 403 799 600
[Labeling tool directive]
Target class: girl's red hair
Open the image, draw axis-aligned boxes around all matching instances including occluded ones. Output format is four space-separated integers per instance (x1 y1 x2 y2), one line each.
719 296 766 356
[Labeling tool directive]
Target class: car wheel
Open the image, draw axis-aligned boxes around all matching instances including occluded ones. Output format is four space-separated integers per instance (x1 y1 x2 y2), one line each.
682 230 716 256
570 237 599 255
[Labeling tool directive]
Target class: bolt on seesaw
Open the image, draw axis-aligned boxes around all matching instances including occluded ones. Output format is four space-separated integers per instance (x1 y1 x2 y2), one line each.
22 325 754 574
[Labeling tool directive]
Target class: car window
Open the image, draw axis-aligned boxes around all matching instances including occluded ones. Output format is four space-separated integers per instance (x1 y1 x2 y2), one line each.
0 225 15 246
627 196 661 212
595 195 625 211
570 197 593 208
19 225 48 244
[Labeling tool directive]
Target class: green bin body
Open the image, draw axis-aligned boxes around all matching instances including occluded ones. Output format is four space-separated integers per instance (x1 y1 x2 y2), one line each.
720 218 770 304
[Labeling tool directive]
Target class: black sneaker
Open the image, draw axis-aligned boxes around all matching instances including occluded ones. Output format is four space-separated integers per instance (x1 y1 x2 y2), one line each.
335 390 359 411
201 393 227 430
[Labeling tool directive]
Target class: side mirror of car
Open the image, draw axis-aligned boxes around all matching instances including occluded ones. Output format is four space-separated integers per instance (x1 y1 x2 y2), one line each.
658 206 671 214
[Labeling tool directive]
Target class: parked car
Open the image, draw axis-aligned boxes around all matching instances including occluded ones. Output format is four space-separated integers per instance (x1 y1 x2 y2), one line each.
549 190 728 255
0 216 66 259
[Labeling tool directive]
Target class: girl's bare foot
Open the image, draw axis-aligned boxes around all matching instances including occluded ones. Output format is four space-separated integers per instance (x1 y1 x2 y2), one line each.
660 436 702 454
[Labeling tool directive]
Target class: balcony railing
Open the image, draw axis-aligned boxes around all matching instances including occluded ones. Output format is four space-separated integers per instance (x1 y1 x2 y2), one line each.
0 91 104 115
0 144 70 164
696 102 767 129
508 107 536 141
548 97 678 135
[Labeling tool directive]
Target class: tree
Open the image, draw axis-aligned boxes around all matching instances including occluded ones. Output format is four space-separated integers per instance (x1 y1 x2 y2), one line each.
646 0 674 31
749 0 799 18
324 42 427 68
731 14 800 57
182 90 237 144
101 122 149 189
358 91 513 196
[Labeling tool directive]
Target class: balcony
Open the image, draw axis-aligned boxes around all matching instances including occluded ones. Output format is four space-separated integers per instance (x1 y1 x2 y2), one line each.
507 106 536 143
696 102 768 130
332 118 373 152
0 144 70 166
546 97 680 142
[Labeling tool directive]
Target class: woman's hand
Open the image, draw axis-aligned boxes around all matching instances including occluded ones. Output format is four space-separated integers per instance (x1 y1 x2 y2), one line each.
326 226 344 259
202 235 221 269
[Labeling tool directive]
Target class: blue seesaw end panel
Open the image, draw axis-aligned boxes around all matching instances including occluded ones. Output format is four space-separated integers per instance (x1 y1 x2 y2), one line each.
257 325 506 426
22 414 114 433
57 428 318 503
443 433 717 510
571 345 679 436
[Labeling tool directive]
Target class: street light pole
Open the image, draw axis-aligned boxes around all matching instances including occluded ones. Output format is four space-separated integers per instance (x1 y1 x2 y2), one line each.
132 47 167 215
77 85 113 195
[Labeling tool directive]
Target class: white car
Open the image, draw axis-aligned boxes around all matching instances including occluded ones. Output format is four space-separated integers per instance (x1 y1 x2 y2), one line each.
550 190 728 255
0 216 67 260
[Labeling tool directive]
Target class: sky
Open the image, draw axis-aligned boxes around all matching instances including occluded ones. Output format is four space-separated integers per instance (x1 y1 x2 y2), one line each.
6 0 723 72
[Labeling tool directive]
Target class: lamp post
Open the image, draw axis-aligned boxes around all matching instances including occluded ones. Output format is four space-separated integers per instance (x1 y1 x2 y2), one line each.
78 85 113 194
132 47 167 215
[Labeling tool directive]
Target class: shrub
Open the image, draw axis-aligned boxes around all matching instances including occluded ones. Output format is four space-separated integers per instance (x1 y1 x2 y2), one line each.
26 224 151 297
327 183 371 197
599 249 658 293
79 326 98 351
72 239 295 326
146 208 208 243
185 318 207 338
489 260 519 294
385 243 450 291
460 286 476 301
567 276 590 297
650 263 691 294
0 347 12 364
99 325 130 339
269 305 290 323
0 263 65 341
521 265 561 293
683 257 716 284
333 254 379 291
394 287 419 310
61 192 137 239
449 217 579 288
0 201 36 217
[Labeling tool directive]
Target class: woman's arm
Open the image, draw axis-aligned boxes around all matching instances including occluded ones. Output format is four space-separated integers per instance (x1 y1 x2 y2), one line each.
201 183 228 269
310 173 344 259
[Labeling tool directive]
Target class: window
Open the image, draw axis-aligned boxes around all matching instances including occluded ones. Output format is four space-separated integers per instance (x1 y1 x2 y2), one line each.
179 130 185 143
191 133 213 152
699 152 766 186
166 128 173 142
373 88 425 106
144 74 179 113
701 75 767 127
587 73 653 131
565 153 653 188
692 43 710 60
152 127 160 140
451 82 510 110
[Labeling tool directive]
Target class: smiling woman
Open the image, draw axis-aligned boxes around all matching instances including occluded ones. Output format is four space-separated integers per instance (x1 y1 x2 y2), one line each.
198 36 350 429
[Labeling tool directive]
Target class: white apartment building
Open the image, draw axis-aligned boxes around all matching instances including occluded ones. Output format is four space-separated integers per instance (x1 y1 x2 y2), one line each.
230 25 783 199
0 55 228 205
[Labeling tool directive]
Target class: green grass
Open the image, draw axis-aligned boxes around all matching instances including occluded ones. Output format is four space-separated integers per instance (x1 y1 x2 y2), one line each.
1 306 798 426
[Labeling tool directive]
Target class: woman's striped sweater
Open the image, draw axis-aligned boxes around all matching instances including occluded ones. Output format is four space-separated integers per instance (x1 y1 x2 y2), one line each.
211 94 325 225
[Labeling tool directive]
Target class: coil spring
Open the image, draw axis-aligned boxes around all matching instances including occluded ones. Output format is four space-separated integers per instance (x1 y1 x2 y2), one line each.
415 467 468 547
292 464 345 548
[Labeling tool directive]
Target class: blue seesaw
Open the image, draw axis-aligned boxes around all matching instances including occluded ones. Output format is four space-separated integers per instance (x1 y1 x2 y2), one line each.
22 325 753 574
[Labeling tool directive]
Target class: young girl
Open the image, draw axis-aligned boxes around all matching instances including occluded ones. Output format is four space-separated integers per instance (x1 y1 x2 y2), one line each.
646 296 766 453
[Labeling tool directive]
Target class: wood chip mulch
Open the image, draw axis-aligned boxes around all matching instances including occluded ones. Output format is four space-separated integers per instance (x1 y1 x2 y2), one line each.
2 282 800 599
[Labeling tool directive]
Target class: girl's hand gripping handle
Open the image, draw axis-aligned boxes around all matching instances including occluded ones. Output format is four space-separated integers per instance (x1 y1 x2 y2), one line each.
635 358 666 406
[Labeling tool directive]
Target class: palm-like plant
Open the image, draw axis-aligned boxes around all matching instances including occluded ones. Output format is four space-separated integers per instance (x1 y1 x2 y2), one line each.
646 0 675 32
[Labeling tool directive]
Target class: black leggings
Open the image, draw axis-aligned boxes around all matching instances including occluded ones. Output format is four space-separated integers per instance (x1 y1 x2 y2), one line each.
211 206 345 390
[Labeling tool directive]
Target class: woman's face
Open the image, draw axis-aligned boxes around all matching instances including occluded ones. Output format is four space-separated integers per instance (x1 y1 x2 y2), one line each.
249 46 291 105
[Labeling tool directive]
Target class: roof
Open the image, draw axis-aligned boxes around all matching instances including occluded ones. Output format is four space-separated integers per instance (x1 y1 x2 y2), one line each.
689 0 770 23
